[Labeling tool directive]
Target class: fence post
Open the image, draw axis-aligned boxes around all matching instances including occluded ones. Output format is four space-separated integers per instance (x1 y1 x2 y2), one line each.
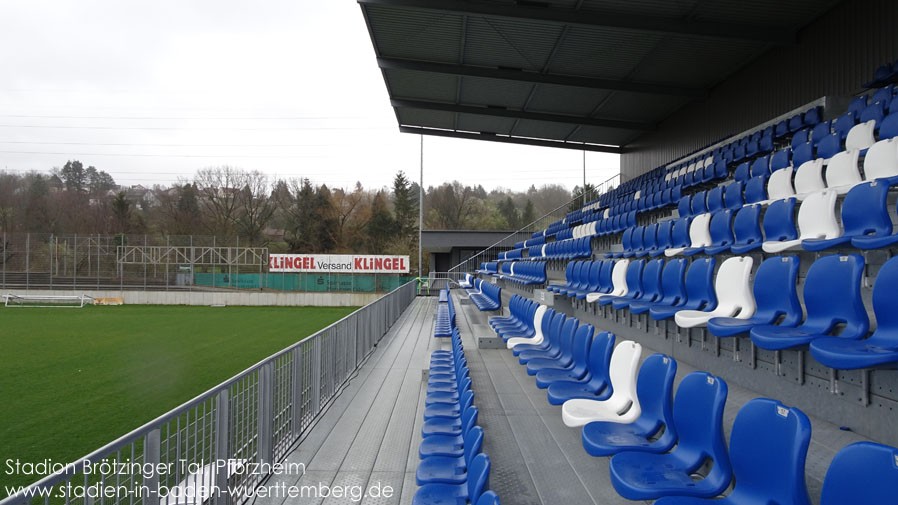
143 428 161 503
214 389 230 505
310 337 321 415
2 232 5 290
25 233 29 290
291 346 303 437
258 362 273 468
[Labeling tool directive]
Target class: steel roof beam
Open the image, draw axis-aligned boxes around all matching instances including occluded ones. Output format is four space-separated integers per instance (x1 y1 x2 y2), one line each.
391 98 655 131
398 126 624 153
358 0 795 45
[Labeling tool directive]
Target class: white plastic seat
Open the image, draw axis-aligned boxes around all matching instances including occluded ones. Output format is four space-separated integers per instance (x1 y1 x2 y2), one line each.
561 340 642 427
792 159 825 200
757 167 795 205
845 120 877 151
674 256 756 328
762 189 840 253
664 212 711 257
506 305 547 349
864 137 898 181
459 273 474 289
586 260 628 303
825 149 862 194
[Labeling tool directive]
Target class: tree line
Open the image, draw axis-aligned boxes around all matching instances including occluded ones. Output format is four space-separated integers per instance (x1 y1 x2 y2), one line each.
0 161 578 258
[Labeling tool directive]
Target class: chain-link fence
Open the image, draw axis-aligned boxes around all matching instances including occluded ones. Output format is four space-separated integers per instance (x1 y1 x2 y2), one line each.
0 233 412 293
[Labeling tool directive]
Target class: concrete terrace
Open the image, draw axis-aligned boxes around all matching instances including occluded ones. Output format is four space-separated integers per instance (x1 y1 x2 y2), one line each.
256 292 869 505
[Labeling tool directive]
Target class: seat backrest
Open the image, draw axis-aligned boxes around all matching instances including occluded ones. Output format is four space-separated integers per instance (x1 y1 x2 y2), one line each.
753 256 802 326
714 256 755 316
620 227 634 252
725 399 813 505
610 259 630 295
642 223 658 251
688 212 713 248
751 155 770 178
825 149 862 189
658 258 687 305
801 254 869 337
723 181 744 209
706 186 725 211
869 256 898 346
691 191 708 215
847 96 867 116
599 260 615 292
732 204 762 247
684 257 717 309
655 220 673 250
466 453 490 504
707 209 735 247
604 340 642 414
623 259 645 297
678 196 692 217
557 317 580 360
771 148 791 172
530 305 548 343
630 354 677 447
670 372 731 486
811 120 832 146
585 261 602 292
879 111 898 140
817 133 841 160
766 166 795 200
641 258 664 301
820 442 898 505
586 331 616 386
763 198 798 242
734 162 751 182
864 137 898 180
794 159 825 194
790 128 809 150
841 181 892 239
743 175 768 204
670 217 692 248
568 323 595 377
834 111 857 140
792 141 814 167
463 425 484 465
797 190 840 240
631 226 645 252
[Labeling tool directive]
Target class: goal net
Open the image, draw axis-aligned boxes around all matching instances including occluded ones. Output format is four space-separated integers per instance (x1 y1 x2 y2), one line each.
3 294 94 308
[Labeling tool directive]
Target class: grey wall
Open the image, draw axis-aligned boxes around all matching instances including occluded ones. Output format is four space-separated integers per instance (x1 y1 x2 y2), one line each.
6 289 383 307
621 0 898 179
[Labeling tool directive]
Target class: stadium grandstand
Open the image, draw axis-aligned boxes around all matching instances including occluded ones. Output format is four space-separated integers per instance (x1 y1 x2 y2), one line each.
6 1 898 505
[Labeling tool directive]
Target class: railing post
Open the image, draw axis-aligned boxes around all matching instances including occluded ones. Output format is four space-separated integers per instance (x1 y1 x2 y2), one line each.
291 347 303 438
214 390 230 505
143 428 161 504
258 362 273 468
310 338 321 414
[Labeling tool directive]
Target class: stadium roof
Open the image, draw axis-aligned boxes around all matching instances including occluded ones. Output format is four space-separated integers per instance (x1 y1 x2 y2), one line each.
359 0 842 153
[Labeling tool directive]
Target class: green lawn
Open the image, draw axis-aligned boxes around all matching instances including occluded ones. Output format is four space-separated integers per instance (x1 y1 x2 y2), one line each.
0 304 357 490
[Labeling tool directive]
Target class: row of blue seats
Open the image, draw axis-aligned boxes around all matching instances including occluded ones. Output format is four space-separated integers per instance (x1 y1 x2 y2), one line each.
416 294 499 505
491 298 898 505
497 261 546 285
485 294 898 503
464 278 501 311
434 288 455 337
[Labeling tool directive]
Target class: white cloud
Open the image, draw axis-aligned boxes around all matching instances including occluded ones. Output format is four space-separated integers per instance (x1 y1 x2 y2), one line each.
0 0 619 191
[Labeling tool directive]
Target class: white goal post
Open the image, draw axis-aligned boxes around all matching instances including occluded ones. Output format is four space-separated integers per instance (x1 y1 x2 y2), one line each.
3 294 94 308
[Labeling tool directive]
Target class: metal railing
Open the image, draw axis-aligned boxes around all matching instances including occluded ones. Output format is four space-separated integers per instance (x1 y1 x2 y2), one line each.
0 281 417 505
446 172 620 275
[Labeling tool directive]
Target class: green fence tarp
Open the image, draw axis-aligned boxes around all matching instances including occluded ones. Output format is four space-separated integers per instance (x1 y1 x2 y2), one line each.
193 273 415 293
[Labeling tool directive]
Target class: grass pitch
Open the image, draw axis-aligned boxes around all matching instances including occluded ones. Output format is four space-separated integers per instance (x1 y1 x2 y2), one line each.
0 304 357 490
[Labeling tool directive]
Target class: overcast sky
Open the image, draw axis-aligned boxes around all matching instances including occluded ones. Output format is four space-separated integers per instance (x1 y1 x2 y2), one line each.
0 1 620 192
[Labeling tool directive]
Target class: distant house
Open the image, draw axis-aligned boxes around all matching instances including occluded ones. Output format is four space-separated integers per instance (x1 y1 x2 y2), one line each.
47 175 64 193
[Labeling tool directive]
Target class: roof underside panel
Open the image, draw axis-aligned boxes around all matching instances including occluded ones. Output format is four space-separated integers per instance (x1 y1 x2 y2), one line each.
360 0 844 151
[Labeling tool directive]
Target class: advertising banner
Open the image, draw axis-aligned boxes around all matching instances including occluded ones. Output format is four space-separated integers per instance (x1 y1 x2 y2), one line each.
268 254 410 274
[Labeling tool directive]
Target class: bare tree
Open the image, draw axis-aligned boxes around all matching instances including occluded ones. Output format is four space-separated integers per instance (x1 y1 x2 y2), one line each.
235 170 275 246
194 166 244 237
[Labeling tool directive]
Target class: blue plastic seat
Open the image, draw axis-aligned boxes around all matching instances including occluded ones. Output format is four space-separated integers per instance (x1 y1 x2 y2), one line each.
573 261 602 300
701 209 736 255
792 141 814 167
413 453 490 505
629 259 686 315
805 105 821 125
546 331 615 405
818 442 898 505
723 182 744 210
803 181 893 251
811 120 832 147
734 162 750 182
816 133 841 160
790 128 809 150
728 204 763 254
517 311 566 362
624 226 644 258
636 223 658 258
535 324 594 388
653 399 813 505
613 258 662 310
420 406 477 455
810 255 898 369
743 175 768 204
416 426 483 484
706 186 725 212
848 96 867 116
649 221 674 257
649 257 716 320
708 256 802 337
526 318 579 375
751 254 869 351
691 192 708 215
760 198 798 250
750 155 770 178
601 259 644 307
609 373 731 501
582 354 677 457
512 309 560 356
834 111 857 140
787 114 803 132
667 217 693 252
596 260 615 294
770 148 791 172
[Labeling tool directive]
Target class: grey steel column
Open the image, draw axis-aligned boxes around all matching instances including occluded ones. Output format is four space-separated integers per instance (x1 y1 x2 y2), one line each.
257 363 273 468
214 390 230 505
419 134 423 278
291 347 303 437
143 429 161 503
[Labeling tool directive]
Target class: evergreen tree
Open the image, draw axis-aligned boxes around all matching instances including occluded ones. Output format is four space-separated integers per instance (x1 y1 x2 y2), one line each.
521 199 536 227
392 171 417 240
497 196 519 229
366 191 397 252
112 191 131 232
